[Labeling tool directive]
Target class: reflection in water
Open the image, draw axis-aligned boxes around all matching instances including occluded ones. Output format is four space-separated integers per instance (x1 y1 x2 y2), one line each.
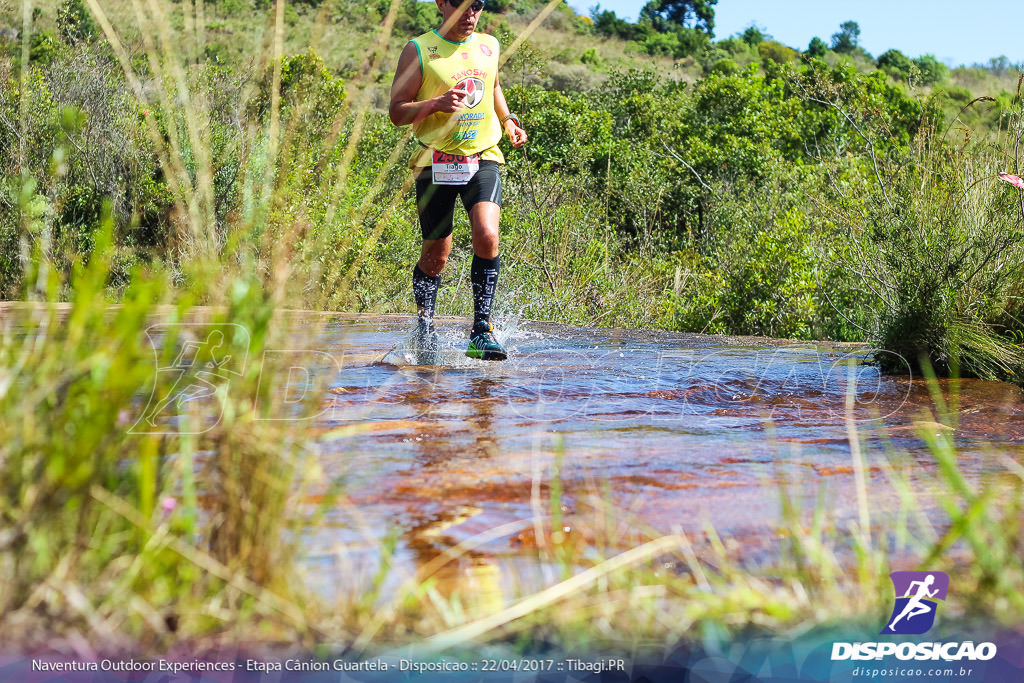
404 377 505 616
311 316 1024 597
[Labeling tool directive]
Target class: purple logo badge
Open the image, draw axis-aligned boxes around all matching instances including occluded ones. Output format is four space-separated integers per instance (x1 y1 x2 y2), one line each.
882 571 949 635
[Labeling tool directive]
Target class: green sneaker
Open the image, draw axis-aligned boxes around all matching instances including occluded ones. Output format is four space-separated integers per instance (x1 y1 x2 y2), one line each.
466 320 507 361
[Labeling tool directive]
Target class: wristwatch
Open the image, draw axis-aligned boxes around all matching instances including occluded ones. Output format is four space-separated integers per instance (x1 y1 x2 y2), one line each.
501 113 521 128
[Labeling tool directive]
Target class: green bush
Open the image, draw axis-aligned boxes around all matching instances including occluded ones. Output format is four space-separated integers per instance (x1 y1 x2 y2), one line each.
805 37 827 59
816 106 1024 377
913 54 948 85
56 0 99 45
0 46 175 290
396 0 437 35
757 40 797 66
29 30 61 65
709 58 739 75
505 85 613 174
876 48 912 81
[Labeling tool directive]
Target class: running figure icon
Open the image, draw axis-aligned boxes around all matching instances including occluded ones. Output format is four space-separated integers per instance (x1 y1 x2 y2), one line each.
888 574 938 631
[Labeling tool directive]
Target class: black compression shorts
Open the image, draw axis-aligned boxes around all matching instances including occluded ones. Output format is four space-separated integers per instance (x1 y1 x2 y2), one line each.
415 160 502 241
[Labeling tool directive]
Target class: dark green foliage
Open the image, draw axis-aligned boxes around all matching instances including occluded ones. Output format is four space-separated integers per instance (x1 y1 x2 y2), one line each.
250 50 347 134
590 6 650 41
506 86 612 174
740 25 765 46
56 0 99 45
638 0 716 34
830 20 860 54
204 42 230 64
396 0 437 35
805 36 826 59
29 30 60 65
876 49 912 80
913 54 948 85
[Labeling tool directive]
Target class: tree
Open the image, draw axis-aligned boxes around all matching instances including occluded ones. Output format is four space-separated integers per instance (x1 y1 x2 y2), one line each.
913 54 948 85
740 25 766 46
805 36 827 59
639 0 717 35
830 20 860 54
590 5 649 41
876 49 912 80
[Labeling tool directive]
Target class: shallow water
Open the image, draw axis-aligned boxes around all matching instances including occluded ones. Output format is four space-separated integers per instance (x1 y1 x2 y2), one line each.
295 315 1024 602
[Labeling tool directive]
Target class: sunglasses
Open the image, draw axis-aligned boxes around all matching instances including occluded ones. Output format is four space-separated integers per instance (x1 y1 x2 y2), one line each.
448 0 485 12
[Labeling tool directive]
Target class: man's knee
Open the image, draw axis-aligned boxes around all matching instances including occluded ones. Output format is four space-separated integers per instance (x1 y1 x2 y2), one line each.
473 232 500 258
471 215 501 258
419 256 447 277
419 245 449 276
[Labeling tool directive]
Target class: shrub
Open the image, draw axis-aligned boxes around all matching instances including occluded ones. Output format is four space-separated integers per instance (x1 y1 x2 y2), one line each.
805 37 827 59
913 54 948 86
29 30 60 65
249 50 347 141
505 85 613 174
758 40 797 66
56 0 99 45
876 48 912 81
816 104 1024 378
710 58 739 75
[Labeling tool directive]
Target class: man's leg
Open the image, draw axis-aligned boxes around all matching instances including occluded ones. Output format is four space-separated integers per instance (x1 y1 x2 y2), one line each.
469 200 500 324
465 199 507 360
414 236 452 323
414 171 456 360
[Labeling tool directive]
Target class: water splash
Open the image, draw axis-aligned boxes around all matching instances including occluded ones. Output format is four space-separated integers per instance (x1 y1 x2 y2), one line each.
378 309 528 368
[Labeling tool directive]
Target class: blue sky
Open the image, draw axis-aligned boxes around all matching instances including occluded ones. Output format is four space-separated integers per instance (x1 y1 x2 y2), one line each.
569 0 1022 67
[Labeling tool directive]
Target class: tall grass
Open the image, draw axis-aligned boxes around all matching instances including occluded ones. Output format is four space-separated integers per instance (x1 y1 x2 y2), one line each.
809 76 1024 380
0 0 350 650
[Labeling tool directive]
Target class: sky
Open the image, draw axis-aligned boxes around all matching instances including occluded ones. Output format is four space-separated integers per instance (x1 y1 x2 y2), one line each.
569 0 1023 67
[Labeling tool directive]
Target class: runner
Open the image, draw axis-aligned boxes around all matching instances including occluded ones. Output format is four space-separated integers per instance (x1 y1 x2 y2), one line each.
388 0 527 362
888 574 939 631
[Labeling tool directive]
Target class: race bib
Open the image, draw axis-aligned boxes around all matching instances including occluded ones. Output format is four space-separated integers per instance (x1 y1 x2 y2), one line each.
431 151 479 185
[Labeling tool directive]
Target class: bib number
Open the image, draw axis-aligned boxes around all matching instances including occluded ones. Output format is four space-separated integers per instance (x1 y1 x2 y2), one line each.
431 151 479 185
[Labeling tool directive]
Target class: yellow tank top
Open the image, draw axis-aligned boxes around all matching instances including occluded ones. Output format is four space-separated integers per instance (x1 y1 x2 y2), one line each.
409 30 505 168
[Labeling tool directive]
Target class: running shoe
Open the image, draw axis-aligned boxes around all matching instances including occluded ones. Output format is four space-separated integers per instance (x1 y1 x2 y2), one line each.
413 317 441 365
466 319 507 361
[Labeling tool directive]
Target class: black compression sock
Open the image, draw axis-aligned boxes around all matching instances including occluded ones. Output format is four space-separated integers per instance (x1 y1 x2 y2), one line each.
413 265 441 321
471 254 500 324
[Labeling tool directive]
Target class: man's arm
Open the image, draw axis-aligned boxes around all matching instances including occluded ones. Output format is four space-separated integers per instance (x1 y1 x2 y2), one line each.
493 75 527 147
389 42 469 127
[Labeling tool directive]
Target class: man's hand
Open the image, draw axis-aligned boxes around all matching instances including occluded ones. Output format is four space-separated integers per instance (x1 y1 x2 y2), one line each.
432 86 469 114
504 119 527 147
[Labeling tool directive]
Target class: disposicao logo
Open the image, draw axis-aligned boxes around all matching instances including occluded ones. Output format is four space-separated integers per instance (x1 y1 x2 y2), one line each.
831 570 998 663
882 571 949 635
